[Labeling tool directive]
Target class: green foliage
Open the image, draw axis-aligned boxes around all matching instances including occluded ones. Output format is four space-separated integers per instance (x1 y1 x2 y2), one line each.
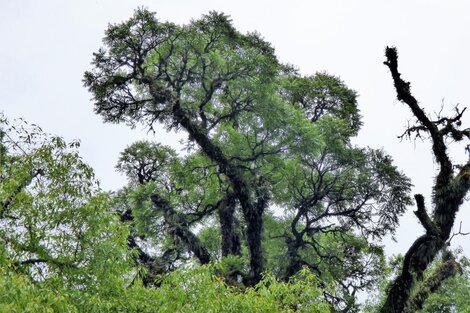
280 72 362 135
0 268 76 313
214 255 246 276
0 114 133 293
198 226 222 259
83 265 332 313
0 262 332 313
116 141 177 185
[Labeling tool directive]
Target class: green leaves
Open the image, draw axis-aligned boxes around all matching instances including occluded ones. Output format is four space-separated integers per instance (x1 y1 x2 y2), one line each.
0 263 333 312
106 264 331 313
0 268 76 313
0 115 132 292
281 73 362 135
116 141 177 185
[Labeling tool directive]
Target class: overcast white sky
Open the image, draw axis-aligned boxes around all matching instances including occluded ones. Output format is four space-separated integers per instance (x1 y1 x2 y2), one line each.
1 0 469 259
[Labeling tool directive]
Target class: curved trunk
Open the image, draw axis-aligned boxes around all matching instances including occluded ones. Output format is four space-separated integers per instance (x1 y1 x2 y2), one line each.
169 99 267 284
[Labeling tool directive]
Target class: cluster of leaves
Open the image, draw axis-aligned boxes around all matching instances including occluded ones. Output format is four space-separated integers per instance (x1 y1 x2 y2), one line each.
1 262 333 312
0 267 75 312
0 114 133 296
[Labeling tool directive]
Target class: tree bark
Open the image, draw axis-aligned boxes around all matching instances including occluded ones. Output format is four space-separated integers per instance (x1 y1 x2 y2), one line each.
403 253 461 313
167 97 266 284
218 193 242 257
151 194 211 265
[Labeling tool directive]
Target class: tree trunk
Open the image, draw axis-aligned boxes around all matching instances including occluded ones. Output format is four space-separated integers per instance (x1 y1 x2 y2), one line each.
169 98 267 284
218 194 242 257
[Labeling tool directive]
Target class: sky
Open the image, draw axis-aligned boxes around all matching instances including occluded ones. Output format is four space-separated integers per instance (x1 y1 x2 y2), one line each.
1 0 470 259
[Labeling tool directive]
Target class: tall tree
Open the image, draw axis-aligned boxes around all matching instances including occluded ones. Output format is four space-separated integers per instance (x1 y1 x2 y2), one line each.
84 9 281 283
84 9 411 307
380 47 470 312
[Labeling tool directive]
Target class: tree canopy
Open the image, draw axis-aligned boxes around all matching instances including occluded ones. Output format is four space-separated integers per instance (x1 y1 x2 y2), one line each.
83 8 413 311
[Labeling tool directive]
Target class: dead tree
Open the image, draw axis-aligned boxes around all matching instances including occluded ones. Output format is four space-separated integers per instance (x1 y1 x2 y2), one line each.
380 46 470 312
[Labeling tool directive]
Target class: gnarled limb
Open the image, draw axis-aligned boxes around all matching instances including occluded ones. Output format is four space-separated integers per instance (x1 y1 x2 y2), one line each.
151 194 211 265
1 168 43 218
384 47 452 188
403 252 461 313
413 194 439 236
218 193 242 257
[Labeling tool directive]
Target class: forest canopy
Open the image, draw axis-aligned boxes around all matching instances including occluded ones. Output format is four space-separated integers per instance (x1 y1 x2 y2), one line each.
1 8 469 313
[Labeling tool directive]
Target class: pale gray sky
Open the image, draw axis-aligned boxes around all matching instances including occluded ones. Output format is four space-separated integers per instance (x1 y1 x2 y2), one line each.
1 0 469 259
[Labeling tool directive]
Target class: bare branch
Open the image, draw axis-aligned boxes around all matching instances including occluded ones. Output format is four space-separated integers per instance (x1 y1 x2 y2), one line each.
447 221 470 244
384 46 453 187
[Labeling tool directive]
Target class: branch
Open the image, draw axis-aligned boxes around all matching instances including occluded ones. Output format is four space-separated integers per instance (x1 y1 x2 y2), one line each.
397 123 427 141
218 193 242 257
384 46 452 187
151 194 211 265
1 168 44 217
403 253 461 313
447 221 470 244
380 46 468 313
127 235 155 265
413 194 439 236
13 257 77 270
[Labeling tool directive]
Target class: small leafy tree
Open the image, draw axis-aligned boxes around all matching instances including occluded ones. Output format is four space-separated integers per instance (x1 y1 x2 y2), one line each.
0 114 132 295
